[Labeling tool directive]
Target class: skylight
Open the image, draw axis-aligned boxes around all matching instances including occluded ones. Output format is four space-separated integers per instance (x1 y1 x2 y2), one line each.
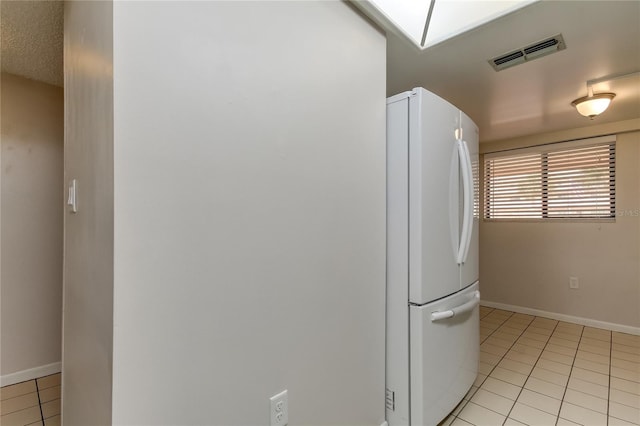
357 0 538 49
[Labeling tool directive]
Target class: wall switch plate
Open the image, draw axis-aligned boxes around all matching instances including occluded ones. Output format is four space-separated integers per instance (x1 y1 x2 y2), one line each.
569 277 579 289
270 390 288 426
67 179 78 213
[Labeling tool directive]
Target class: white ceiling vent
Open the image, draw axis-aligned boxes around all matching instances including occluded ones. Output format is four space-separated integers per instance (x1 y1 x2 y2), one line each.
489 34 566 71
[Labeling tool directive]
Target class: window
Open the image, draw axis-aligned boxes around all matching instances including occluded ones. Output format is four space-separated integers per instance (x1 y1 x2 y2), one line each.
484 137 615 219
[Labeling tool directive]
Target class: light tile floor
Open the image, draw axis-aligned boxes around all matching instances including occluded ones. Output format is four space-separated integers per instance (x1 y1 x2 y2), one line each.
440 307 640 426
0 373 60 426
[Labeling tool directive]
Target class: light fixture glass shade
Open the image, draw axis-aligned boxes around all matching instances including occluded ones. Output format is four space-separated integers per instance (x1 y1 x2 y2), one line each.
571 93 616 118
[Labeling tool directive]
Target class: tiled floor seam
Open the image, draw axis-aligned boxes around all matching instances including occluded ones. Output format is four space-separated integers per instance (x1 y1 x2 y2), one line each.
455 308 517 425
607 330 613 426
462 397 514 422
504 320 560 425
480 307 495 320
453 308 497 425
481 311 516 340
556 324 585 426
35 378 46 425
451 392 472 424
444 306 493 425
481 315 529 384
475 313 542 426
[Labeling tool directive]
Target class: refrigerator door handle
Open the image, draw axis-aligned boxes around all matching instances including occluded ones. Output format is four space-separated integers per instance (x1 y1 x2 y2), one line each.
456 139 472 265
430 290 481 322
461 140 474 263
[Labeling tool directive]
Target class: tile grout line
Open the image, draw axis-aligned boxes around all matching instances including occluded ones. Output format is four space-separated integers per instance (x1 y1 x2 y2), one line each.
480 312 560 425
474 310 517 384
480 308 509 335
607 330 612 426
479 307 494 320
607 338 640 414
35 379 45 425
492 316 537 426
460 310 536 425
466 313 566 425
554 323 585 426
452 309 516 425
502 317 560 426
440 308 496 426
481 311 517 344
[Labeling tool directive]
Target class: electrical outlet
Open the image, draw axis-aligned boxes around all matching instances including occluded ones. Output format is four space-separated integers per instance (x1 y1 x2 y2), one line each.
270 390 288 426
569 276 579 289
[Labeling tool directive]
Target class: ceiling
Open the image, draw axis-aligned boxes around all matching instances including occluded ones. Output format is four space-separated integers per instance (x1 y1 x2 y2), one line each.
386 0 640 142
0 0 63 87
1 1 638 142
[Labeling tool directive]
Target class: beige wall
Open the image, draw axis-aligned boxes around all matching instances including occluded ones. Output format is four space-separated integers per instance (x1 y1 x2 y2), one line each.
63 1 114 424
480 121 640 329
1 73 63 384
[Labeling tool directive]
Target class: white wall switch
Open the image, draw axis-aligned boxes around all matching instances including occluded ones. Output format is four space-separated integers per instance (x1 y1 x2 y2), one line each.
270 390 288 426
569 277 579 289
67 179 78 213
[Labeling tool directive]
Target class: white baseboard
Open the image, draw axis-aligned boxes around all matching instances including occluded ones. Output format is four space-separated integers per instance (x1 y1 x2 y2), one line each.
481 300 640 336
380 422 389 426
1 362 61 387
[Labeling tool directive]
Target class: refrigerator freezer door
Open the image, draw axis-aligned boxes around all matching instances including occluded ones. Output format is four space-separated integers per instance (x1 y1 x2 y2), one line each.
460 112 479 288
409 88 461 304
409 282 479 426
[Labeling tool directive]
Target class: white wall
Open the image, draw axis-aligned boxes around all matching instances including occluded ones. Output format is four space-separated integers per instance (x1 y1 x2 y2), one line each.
480 121 640 331
63 1 114 424
1 73 63 385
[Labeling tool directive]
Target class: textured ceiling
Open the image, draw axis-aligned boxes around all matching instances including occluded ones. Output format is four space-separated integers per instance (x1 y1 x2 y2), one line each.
1 0 63 87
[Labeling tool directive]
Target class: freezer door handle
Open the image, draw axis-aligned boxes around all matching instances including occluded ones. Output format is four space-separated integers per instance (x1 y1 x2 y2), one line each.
430 291 480 322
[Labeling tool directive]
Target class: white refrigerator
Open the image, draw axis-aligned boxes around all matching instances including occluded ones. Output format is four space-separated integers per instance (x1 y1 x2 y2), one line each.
386 88 480 426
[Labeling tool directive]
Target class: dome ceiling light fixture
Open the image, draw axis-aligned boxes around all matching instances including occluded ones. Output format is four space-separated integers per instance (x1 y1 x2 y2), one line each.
571 71 639 119
571 87 616 120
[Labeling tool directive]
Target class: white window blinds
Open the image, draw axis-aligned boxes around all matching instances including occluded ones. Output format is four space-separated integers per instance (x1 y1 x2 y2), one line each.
484 137 615 219
473 156 480 218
